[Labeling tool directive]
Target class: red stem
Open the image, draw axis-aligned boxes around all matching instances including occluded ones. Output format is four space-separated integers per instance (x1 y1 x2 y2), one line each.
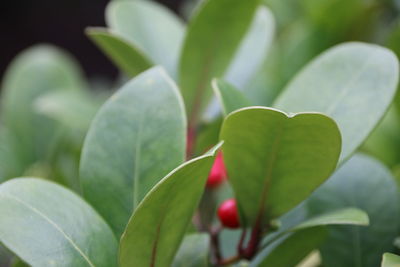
210 225 223 264
186 126 196 160
238 228 247 255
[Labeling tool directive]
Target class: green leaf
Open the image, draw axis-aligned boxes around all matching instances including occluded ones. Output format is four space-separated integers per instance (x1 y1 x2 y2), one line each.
291 207 369 231
0 178 118 267
259 207 369 264
1 45 86 166
213 79 252 116
263 0 300 27
244 21 323 107
225 6 275 89
0 128 25 182
11 259 30 267
301 0 366 36
106 0 184 78
179 0 260 123
86 28 152 77
307 153 400 267
274 42 399 164
34 90 102 132
119 143 221 267
194 117 222 156
362 106 400 167
252 227 327 267
220 107 341 227
382 253 400 267
219 228 241 259
262 207 369 253
0 245 13 266
172 233 210 267
80 67 186 236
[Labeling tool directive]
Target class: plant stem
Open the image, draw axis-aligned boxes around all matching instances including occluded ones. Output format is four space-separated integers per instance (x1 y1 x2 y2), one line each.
186 126 196 159
242 225 262 259
210 224 223 264
218 255 241 266
238 228 247 255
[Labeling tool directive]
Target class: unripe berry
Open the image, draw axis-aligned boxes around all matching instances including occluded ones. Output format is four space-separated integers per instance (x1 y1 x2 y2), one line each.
218 198 240 229
206 152 227 188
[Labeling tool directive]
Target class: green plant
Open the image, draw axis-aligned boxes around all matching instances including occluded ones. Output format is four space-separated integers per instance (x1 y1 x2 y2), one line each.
0 0 400 266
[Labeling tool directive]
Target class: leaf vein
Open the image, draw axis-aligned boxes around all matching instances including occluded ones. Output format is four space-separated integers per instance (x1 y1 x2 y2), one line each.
326 50 378 115
2 194 96 267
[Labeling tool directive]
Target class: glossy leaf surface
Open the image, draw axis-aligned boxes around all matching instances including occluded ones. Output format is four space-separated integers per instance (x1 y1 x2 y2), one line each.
225 6 275 89
307 154 400 267
86 28 152 77
172 234 209 267
274 42 399 163
34 90 102 132
252 227 326 267
80 67 186 236
106 0 184 77
1 45 85 164
119 144 221 267
213 79 251 116
0 178 117 267
220 107 341 226
259 206 369 261
179 0 259 121
291 207 369 231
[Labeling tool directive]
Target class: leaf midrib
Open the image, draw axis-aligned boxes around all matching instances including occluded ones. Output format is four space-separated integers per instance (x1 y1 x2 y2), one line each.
325 49 378 115
149 188 174 267
254 119 285 225
148 161 196 267
1 194 96 267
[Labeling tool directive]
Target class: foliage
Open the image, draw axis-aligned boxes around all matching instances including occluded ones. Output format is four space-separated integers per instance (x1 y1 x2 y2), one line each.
1 0 400 266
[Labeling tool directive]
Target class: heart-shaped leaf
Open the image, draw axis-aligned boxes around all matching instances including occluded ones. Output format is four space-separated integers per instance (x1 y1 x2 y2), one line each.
86 28 152 77
307 153 400 267
80 67 186 236
0 178 118 267
1 45 86 166
172 233 210 267
220 107 341 226
382 253 400 267
119 143 221 267
179 0 260 123
274 42 399 164
106 0 185 78
213 79 251 116
224 6 275 89
251 227 326 267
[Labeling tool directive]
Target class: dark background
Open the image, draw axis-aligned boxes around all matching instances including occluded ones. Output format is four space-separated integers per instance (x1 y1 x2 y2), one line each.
0 0 183 81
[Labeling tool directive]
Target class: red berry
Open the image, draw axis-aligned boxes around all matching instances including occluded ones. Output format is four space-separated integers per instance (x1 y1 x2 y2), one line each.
218 198 240 229
206 152 227 188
